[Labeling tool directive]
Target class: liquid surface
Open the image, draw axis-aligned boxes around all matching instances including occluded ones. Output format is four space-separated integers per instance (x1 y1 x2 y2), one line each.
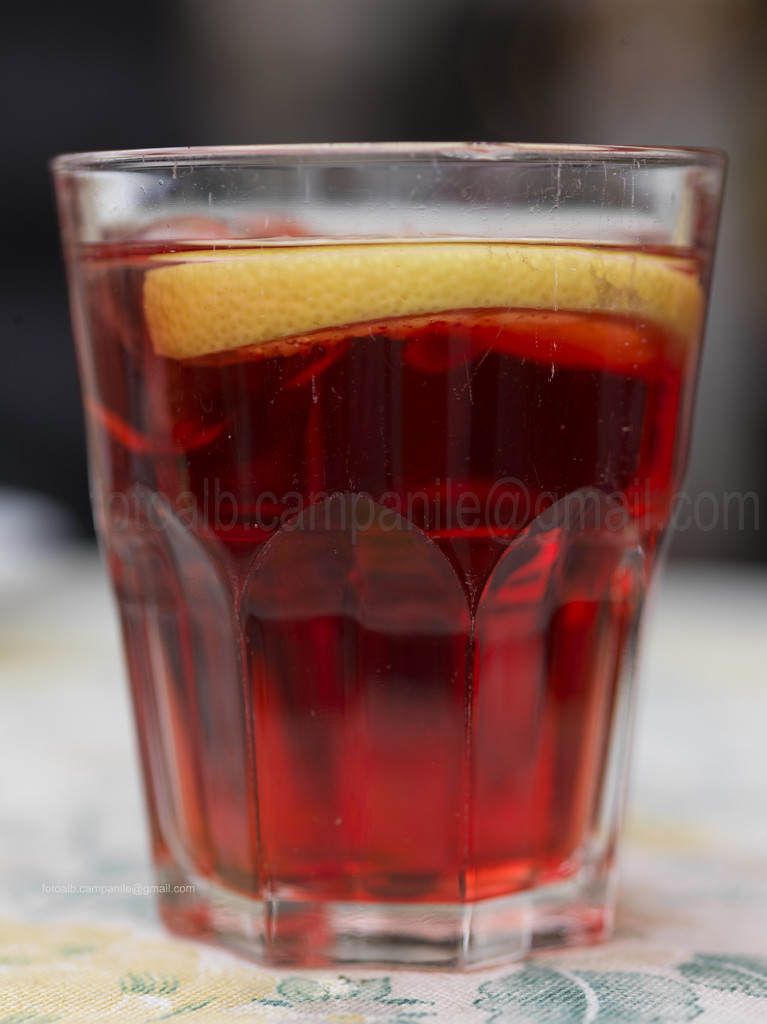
76 240 702 903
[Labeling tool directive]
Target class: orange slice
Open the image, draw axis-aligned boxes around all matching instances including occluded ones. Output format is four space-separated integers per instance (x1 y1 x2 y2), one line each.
143 242 703 360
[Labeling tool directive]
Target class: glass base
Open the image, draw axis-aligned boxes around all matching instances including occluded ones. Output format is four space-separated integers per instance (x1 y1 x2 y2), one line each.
156 862 614 969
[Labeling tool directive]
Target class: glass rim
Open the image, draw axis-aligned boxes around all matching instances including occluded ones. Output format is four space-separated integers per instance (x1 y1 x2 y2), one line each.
50 141 726 174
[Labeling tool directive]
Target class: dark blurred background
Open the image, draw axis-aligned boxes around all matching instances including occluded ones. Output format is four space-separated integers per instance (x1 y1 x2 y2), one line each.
2 0 765 560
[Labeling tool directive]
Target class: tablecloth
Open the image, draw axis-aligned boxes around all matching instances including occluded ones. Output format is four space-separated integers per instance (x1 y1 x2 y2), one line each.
1 549 766 1022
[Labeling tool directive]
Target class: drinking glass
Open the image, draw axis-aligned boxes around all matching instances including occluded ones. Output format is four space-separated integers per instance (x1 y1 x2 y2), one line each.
52 143 724 968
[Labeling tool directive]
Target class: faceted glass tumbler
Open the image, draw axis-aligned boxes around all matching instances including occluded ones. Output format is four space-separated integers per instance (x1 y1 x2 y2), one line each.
52 143 724 968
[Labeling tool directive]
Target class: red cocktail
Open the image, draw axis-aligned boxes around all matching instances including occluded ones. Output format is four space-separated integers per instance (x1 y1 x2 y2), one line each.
53 146 723 967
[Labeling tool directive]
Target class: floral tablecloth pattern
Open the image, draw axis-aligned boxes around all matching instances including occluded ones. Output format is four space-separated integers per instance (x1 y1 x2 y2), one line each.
1 552 766 1022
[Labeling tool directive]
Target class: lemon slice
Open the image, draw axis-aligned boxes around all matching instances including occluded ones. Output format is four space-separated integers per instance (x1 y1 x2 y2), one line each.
143 242 703 360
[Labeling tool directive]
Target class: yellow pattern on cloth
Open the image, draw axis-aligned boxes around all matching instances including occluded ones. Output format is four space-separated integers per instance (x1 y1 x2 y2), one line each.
0 919 275 1023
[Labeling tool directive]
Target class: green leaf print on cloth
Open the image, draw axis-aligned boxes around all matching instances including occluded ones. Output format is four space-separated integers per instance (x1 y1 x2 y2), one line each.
119 971 180 996
253 975 435 1020
679 954 767 998
475 965 702 1023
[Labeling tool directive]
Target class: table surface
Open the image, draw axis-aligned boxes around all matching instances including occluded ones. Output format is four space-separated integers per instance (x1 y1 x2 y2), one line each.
1 548 766 1022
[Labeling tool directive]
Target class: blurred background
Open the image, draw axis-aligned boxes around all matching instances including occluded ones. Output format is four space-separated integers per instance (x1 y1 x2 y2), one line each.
2 0 765 562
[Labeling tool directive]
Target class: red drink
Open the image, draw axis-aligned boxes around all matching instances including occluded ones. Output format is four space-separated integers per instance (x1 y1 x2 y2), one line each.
74 239 702 932
53 143 724 969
